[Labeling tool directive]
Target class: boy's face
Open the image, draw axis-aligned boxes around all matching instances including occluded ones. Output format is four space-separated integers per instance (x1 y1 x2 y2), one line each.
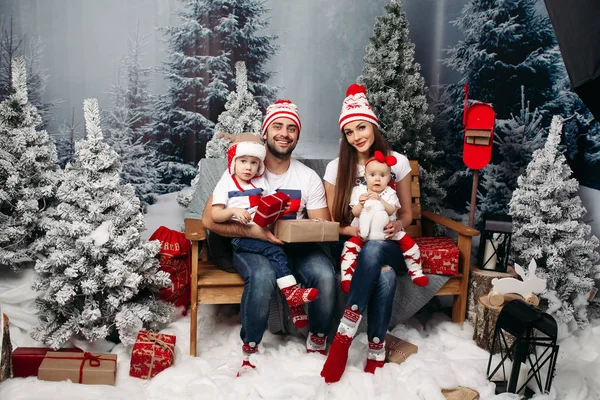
365 161 391 193
234 156 261 181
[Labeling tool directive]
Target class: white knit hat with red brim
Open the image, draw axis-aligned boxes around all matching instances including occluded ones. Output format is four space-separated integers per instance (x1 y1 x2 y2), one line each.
338 83 379 131
226 141 267 177
262 99 302 137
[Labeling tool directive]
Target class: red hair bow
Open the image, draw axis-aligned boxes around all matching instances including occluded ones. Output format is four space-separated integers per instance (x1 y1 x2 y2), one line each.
367 150 397 168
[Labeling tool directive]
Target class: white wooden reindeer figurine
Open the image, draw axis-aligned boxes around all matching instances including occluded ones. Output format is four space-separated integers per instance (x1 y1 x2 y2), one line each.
488 259 547 306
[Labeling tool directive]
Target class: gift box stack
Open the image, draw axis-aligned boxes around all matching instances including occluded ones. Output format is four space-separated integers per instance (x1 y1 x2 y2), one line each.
274 219 339 243
413 236 460 275
253 192 290 227
129 330 176 379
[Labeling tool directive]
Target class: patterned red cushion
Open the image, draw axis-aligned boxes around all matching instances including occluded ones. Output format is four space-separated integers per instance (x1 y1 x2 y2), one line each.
414 236 459 276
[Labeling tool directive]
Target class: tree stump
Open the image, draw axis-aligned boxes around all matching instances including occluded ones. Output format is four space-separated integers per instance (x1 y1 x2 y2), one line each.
1 314 12 382
474 294 519 354
467 266 517 326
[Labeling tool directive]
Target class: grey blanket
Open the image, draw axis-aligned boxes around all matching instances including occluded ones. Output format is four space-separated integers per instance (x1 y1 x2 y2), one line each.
185 158 449 335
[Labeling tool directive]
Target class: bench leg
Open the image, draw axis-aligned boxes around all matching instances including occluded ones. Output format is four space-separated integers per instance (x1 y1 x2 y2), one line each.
190 240 199 356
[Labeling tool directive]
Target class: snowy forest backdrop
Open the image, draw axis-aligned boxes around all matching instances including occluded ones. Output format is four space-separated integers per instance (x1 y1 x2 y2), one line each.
1 0 599 218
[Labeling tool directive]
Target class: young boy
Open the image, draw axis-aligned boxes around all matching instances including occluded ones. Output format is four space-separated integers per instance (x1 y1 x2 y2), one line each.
339 151 429 291
211 134 319 328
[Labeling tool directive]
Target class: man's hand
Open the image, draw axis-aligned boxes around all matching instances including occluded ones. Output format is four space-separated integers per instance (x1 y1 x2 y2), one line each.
232 208 252 224
249 224 284 245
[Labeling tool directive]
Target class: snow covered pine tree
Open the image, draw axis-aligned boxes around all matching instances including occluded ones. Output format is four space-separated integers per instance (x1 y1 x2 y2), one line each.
509 116 600 328
357 0 444 210
0 57 59 271
32 99 173 348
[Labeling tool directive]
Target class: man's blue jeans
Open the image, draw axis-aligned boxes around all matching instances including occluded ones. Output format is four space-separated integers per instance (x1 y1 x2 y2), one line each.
231 237 291 279
233 242 336 345
346 240 403 341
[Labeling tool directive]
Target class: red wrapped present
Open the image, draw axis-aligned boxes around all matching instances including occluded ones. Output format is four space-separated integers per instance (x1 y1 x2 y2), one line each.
414 236 459 275
253 192 290 227
11 347 83 378
129 330 176 379
149 226 191 315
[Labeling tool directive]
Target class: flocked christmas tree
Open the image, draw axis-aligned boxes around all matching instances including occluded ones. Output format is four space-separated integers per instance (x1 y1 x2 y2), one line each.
32 99 173 348
105 28 160 209
179 61 263 207
0 57 59 271
508 116 600 328
476 88 546 219
357 0 444 209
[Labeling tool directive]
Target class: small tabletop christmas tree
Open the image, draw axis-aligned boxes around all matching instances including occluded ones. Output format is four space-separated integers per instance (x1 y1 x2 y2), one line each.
509 116 600 328
0 57 59 271
32 99 173 348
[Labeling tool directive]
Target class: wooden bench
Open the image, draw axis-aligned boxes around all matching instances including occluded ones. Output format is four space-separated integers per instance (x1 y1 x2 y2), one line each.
184 160 479 356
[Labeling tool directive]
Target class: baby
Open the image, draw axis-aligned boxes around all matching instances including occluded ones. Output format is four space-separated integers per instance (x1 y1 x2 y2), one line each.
211 133 318 328
339 151 429 292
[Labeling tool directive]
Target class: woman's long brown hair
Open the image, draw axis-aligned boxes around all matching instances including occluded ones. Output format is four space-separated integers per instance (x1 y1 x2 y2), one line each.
332 123 391 226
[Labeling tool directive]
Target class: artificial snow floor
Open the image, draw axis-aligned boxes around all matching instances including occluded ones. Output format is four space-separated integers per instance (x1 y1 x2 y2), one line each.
1 192 600 400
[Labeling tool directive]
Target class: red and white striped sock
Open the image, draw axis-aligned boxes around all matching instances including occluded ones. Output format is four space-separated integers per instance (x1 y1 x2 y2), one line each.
340 237 364 293
278 276 319 307
320 305 362 383
237 342 258 377
307 332 327 355
289 305 309 328
364 339 386 374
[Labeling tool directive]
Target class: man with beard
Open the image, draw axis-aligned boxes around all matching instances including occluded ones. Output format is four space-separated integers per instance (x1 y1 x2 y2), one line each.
202 100 336 375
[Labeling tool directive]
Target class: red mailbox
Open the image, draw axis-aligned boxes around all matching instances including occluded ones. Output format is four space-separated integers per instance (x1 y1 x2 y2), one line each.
462 84 495 170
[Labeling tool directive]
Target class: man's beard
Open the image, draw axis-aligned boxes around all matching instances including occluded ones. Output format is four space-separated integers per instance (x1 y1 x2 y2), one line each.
266 136 296 159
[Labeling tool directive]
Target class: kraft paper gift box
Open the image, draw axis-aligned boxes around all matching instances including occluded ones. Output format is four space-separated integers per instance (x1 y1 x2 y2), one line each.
11 347 83 378
38 351 117 385
129 330 176 379
274 219 339 243
253 192 290 227
385 334 418 364
413 236 460 275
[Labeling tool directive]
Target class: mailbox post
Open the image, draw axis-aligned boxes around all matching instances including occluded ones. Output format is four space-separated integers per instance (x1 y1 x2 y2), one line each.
462 84 496 227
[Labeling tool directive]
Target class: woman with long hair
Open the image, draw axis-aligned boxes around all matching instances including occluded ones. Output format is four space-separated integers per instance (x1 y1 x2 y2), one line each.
320 83 415 383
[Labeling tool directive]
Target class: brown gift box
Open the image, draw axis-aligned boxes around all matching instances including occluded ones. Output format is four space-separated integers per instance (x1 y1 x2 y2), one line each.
38 351 117 385
274 219 339 243
385 333 418 364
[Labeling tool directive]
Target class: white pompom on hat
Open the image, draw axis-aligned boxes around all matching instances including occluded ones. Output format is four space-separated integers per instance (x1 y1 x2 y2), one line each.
262 99 302 138
226 141 267 177
338 83 379 131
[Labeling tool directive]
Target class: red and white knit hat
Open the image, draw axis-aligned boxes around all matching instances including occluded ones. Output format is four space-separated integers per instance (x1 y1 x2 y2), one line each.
226 141 267 177
262 99 302 138
338 83 379 131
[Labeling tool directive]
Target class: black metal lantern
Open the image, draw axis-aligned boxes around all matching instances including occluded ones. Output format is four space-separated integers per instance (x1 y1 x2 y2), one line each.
487 299 560 397
478 213 512 272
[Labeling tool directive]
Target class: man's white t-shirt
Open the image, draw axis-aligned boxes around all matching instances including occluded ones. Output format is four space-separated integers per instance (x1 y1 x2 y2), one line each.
263 158 327 220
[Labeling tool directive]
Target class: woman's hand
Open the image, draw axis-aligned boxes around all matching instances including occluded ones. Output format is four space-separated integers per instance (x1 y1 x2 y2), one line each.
384 220 403 240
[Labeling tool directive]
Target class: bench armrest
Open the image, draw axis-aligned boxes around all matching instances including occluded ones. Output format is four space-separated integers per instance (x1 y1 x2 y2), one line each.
422 211 480 237
185 218 207 241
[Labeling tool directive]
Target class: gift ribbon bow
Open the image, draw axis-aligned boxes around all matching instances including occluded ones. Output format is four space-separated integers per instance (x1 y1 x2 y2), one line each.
45 352 116 383
365 150 397 168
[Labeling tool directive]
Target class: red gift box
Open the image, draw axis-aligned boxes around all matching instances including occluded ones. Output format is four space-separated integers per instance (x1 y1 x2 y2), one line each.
414 236 459 275
11 347 83 377
129 330 176 379
253 192 290 227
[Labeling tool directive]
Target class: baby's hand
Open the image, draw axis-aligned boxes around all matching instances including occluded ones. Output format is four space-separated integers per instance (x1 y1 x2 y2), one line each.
367 192 379 201
359 193 368 205
232 208 252 224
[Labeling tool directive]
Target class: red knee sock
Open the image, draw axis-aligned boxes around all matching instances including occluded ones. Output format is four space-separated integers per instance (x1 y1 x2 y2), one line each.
340 237 364 293
320 305 362 383
364 339 386 374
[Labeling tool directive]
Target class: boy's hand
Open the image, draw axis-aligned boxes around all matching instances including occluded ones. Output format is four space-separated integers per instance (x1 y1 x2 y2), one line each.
232 208 252 224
